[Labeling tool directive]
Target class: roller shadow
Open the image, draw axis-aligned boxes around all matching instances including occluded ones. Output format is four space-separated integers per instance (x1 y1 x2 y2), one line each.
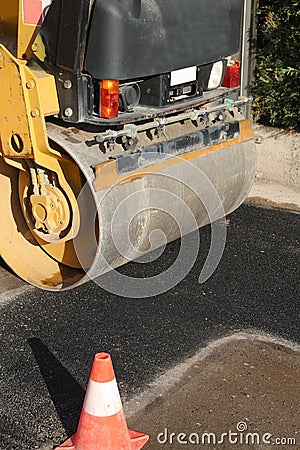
28 338 85 437
0 256 15 276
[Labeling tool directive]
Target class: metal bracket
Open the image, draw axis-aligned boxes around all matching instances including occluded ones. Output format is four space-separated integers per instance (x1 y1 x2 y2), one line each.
0 44 59 159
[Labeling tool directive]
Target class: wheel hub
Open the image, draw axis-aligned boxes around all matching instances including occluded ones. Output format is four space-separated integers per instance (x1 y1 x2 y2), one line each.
30 184 70 239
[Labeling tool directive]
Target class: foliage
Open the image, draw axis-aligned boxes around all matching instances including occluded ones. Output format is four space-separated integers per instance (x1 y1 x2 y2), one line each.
252 1 300 129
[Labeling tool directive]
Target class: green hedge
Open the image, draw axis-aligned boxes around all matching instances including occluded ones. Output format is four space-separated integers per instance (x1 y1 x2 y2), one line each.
252 1 300 129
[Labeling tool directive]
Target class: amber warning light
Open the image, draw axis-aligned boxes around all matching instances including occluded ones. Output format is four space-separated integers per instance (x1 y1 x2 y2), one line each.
100 80 119 118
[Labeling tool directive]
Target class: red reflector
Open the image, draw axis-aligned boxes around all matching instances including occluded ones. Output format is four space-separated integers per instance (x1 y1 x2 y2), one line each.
222 61 241 88
100 80 119 118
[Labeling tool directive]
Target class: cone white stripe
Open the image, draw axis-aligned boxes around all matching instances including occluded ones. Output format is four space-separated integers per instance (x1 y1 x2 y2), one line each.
83 378 123 417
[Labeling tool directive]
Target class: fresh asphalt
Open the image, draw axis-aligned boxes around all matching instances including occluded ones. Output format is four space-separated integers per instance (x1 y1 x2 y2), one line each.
0 204 299 450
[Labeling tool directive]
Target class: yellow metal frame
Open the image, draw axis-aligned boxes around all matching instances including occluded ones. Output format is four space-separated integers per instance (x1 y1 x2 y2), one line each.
0 44 81 239
0 1 41 57
0 1 19 37
0 44 58 159
17 0 41 58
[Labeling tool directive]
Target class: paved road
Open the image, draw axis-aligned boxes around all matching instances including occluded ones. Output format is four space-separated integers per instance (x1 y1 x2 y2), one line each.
0 204 299 450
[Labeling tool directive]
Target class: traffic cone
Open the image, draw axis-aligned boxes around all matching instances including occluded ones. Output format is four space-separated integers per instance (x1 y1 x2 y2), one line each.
56 353 149 450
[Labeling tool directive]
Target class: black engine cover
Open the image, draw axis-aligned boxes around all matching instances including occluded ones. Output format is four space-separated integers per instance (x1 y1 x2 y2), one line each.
85 0 243 80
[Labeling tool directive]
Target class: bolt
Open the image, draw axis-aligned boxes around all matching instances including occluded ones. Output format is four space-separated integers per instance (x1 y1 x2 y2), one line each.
64 108 73 117
63 80 72 89
26 79 36 90
31 43 39 52
31 108 40 118
50 203 56 209
59 220 64 225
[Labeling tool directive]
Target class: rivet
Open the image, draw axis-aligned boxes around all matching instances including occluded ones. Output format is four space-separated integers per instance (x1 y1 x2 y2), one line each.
63 80 72 89
26 79 36 90
64 108 73 117
31 108 40 118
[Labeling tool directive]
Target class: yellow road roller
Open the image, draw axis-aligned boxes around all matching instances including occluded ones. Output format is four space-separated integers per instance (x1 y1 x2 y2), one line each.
0 0 256 290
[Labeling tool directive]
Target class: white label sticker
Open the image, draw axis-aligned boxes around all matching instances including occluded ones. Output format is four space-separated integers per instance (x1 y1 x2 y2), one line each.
170 66 197 87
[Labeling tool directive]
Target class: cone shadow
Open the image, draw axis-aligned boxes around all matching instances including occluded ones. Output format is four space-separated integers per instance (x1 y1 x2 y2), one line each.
28 338 85 436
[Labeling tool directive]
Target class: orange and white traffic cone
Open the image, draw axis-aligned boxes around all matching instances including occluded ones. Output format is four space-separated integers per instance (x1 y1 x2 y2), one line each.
56 353 149 450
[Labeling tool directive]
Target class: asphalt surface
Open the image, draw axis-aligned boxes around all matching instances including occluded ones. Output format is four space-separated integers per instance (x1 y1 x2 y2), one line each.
0 204 299 450
130 335 300 449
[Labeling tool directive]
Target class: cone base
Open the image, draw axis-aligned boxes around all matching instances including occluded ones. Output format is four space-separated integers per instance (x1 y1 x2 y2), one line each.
129 429 149 450
55 434 76 449
55 429 148 450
